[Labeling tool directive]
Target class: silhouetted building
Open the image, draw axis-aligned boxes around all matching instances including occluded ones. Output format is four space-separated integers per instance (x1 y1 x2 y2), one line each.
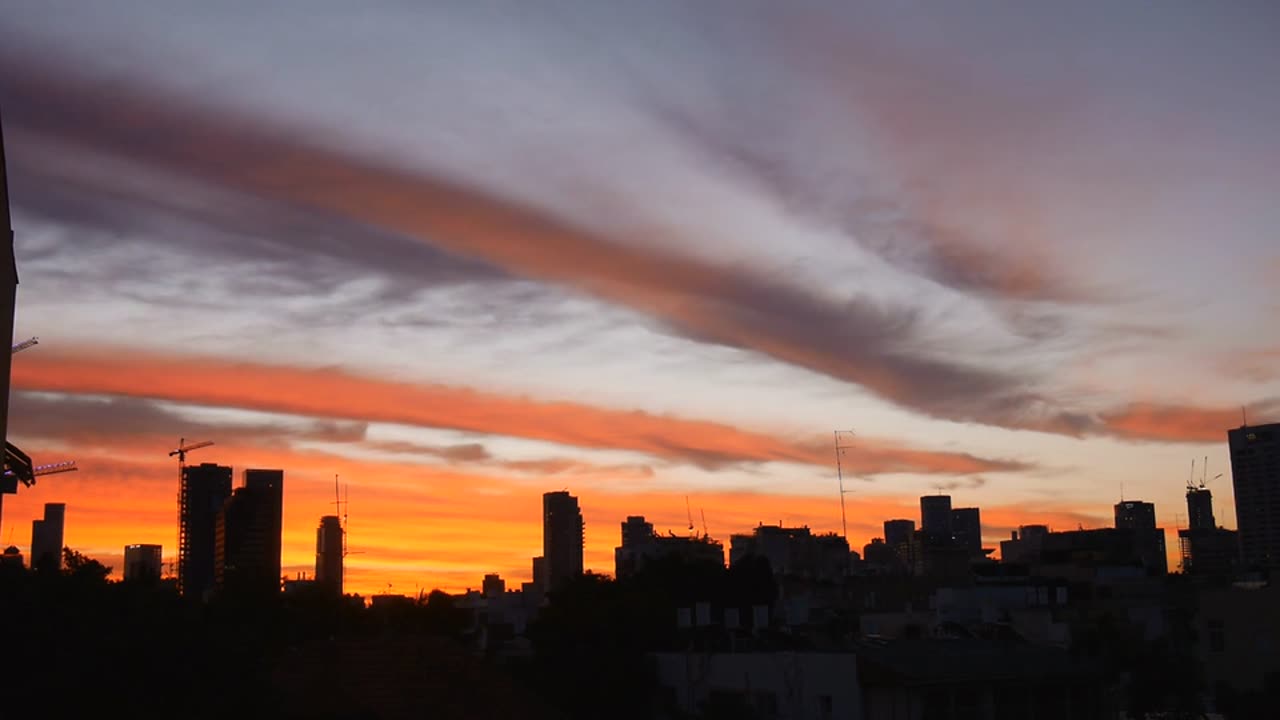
862 538 901 575
1041 527 1167 576
1000 525 1049 565
542 491 583 591
913 530 972 580
124 544 162 582
30 502 65 573
1177 486 1238 577
1229 422 1280 568
951 507 982 553
730 524 849 582
920 495 952 541
883 519 916 572
1186 487 1215 530
178 462 232 599
216 469 284 597
0 545 21 569
483 573 505 598
531 556 547 591
315 515 343 595
621 515 654 547
1114 500 1156 529
614 515 725 578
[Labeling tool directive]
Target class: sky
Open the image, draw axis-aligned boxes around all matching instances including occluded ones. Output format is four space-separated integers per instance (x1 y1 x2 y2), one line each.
1 1 1277 596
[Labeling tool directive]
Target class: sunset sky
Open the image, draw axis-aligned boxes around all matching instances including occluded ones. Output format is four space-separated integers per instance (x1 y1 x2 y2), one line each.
1 1 1277 596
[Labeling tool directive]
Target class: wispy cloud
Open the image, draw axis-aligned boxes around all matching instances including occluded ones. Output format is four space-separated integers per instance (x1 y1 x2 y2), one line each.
12 346 1032 476
0 54 1091 434
1099 399 1280 443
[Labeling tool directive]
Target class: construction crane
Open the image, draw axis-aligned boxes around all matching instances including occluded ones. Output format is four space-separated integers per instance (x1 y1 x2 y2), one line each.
10 336 36 354
169 438 214 466
26 460 77 478
171 438 213 596
685 495 695 536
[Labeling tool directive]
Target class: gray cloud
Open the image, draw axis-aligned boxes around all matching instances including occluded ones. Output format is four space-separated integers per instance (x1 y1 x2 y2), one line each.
10 391 369 449
0 52 1092 435
362 439 656 478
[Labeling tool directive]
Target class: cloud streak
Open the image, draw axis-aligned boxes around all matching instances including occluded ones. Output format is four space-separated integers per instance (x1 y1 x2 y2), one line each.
0 53 1090 434
11 346 1032 476
1099 399 1280 443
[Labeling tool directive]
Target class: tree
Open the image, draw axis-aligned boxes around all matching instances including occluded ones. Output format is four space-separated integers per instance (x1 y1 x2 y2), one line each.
62 547 111 583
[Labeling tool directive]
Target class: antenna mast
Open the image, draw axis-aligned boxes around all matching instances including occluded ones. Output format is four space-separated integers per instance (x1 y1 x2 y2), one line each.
834 430 856 542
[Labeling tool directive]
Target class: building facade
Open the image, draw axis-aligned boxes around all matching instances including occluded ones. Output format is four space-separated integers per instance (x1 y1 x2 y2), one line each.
1228 422 1280 568
215 469 284 596
542 491 584 591
178 462 232 599
30 502 65 573
614 514 725 579
315 514 343 595
920 495 952 541
124 544 163 582
951 507 982 553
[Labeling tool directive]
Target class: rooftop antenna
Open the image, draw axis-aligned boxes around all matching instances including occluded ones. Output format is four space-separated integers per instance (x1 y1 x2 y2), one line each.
834 430 856 542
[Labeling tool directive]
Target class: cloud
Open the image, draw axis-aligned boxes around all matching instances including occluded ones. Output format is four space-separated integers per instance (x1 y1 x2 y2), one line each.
1099 399 1280 443
0 53 1089 434
11 345 1033 476
362 439 655 478
1217 347 1280 384
10 391 369 448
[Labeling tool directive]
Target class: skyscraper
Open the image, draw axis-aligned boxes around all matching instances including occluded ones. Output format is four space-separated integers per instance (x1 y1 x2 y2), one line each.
1178 487 1238 577
315 515 343 595
1114 501 1157 529
1186 488 1215 531
542 491 583 591
215 469 284 597
124 544 163 582
920 495 953 540
30 502 65 573
178 462 232 599
1112 500 1167 575
1229 422 1280 568
951 507 983 553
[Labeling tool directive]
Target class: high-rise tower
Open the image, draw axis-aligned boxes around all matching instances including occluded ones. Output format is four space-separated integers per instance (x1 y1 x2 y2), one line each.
30 502 65 573
920 495 953 541
1229 422 1280 568
315 515 343 595
215 469 284 597
542 491 584 591
178 463 232 599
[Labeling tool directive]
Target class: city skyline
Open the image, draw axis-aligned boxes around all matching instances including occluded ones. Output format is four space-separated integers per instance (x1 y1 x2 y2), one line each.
1 1 1278 596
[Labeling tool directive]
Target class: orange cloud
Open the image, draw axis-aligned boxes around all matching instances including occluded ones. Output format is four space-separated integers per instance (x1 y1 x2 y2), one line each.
1100 400 1278 443
0 57 1090 433
11 346 1029 476
1217 347 1280 384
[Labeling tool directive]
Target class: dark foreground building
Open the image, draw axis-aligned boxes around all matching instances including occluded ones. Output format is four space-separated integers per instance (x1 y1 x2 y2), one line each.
216 469 283 597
